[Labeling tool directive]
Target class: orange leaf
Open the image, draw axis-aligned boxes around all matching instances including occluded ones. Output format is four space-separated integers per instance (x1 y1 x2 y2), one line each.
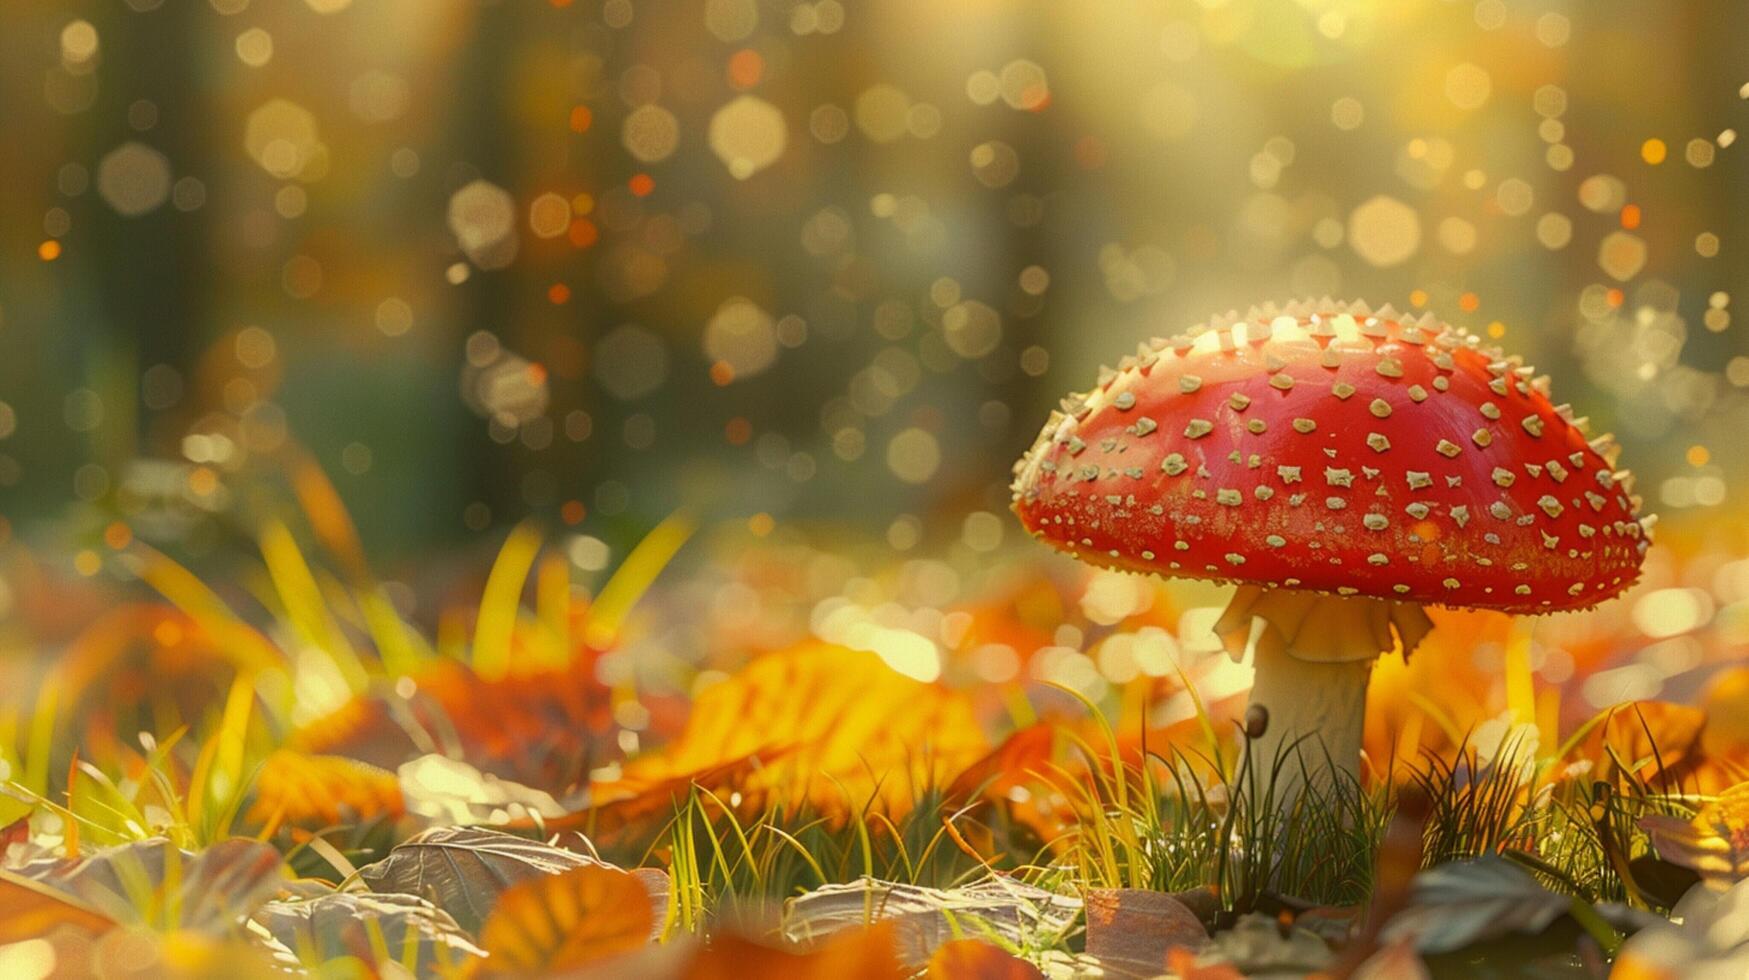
1167 946 1246 980
1606 701 1705 766
291 653 615 792
246 750 404 829
1641 780 1749 887
559 750 779 839
0 870 115 943
681 922 904 980
477 865 654 974
944 724 1054 806
926 939 1044 979
601 643 987 821
284 446 369 580
1701 666 1749 758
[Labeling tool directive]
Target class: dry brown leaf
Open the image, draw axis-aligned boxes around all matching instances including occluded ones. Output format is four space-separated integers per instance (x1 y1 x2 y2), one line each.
477 865 654 975
926 939 1044 979
1083 888 1208 973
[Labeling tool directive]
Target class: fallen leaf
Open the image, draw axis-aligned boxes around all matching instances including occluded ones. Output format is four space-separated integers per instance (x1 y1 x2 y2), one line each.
782 876 1079 966
1166 885 1221 929
246 749 404 829
292 653 616 793
1611 876 1749 979
254 891 485 977
477 865 654 974
573 751 774 839
359 826 664 936
943 724 1055 806
12 838 283 934
1592 701 1706 785
1701 667 1749 759
926 938 1043 979
599 643 987 822
0 869 116 943
53 605 245 740
1083 888 1208 972
398 754 572 827
1380 856 1573 954
682 922 905 980
1641 781 1749 888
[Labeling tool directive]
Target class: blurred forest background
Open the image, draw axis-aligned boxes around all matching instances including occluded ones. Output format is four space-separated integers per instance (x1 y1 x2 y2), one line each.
0 0 1744 571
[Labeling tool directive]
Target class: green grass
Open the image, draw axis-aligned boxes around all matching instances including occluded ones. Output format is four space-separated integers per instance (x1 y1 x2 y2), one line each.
1057 732 1386 913
625 784 1005 935
1044 719 1701 925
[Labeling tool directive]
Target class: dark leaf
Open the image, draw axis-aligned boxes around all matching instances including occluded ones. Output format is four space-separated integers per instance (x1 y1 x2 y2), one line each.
1628 855 1703 908
1381 856 1575 955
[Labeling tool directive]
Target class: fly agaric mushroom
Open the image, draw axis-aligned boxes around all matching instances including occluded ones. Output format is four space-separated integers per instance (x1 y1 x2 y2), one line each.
1011 299 1650 795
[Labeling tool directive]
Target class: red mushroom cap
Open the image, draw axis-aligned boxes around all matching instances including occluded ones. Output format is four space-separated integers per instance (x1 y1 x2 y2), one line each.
1011 300 1651 613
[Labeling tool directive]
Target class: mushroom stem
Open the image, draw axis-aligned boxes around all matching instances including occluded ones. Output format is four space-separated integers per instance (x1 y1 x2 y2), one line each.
1242 640 1373 800
1216 585 1434 804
